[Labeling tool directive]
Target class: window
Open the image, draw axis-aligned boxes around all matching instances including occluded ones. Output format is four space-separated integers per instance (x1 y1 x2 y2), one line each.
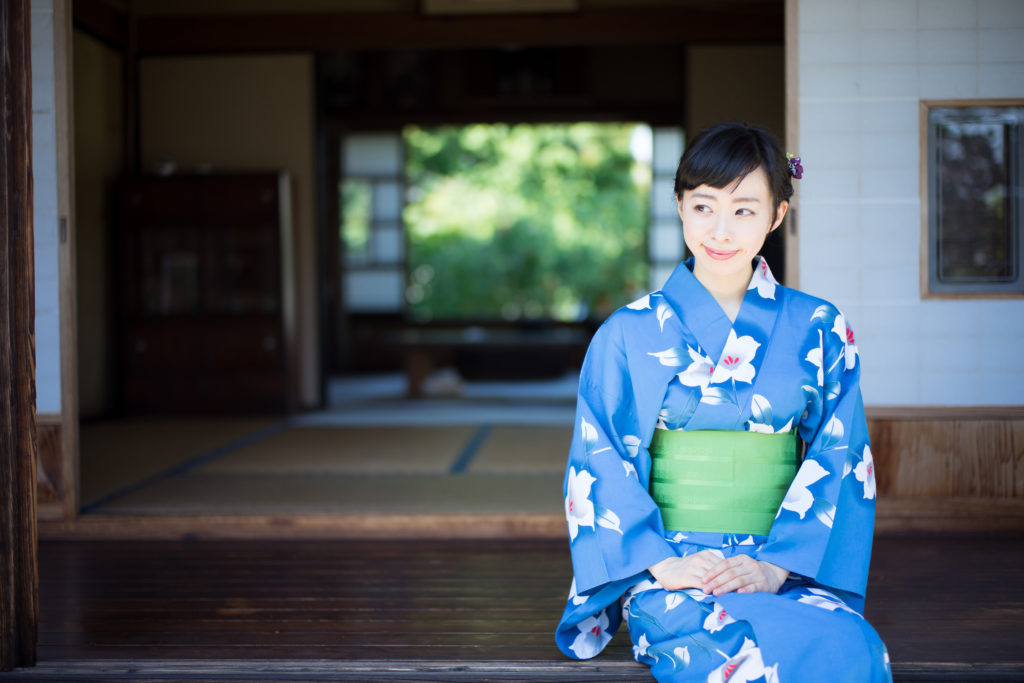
926 103 1024 295
403 122 651 321
340 132 406 312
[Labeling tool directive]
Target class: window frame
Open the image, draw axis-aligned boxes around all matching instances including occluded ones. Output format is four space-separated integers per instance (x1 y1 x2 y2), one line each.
920 99 1024 299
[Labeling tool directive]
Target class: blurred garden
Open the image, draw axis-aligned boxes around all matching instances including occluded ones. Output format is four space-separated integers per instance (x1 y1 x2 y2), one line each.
395 122 652 322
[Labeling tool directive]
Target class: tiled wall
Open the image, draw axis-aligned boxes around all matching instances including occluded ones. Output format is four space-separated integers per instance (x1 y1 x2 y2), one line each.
797 0 1024 406
31 0 61 415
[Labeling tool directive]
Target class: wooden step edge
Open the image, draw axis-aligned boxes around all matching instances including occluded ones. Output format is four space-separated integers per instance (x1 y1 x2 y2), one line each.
38 497 1024 541
8 659 1024 681
38 513 569 541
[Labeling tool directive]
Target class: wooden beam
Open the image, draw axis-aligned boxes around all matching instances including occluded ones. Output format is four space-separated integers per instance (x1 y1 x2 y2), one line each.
134 6 783 55
0 0 39 671
72 0 129 51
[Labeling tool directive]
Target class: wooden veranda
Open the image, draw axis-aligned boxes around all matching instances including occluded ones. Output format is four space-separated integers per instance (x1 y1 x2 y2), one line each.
4 533 1024 682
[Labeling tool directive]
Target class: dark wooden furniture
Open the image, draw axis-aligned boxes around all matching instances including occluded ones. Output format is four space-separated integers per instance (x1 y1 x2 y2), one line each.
118 174 294 414
399 325 591 396
13 534 1024 681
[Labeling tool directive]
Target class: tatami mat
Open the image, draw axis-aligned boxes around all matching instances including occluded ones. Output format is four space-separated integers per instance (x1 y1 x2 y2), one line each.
80 417 573 517
80 417 278 507
295 399 576 427
469 426 570 474
78 375 579 518
197 426 476 475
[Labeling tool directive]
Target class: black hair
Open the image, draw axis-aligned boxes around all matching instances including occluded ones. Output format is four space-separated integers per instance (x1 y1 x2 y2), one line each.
673 121 793 211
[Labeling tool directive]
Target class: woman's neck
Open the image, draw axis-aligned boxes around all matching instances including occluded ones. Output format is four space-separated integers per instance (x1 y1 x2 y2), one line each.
692 263 754 323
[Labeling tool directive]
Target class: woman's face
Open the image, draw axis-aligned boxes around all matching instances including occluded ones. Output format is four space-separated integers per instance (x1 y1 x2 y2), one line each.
676 166 787 285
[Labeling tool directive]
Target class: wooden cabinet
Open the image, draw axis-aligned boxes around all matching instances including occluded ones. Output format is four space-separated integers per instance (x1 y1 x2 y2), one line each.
118 174 294 413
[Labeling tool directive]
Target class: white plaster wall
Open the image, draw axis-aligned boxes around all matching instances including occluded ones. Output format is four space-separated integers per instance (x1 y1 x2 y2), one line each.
797 0 1024 406
31 0 62 415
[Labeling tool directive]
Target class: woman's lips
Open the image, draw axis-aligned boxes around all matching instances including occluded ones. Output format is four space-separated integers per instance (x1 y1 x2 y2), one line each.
704 245 739 261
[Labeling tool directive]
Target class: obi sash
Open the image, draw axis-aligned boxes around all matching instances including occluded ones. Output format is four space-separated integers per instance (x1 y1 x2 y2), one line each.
649 428 801 536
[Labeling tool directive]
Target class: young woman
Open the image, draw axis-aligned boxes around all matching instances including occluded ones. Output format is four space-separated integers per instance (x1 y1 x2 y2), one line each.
556 122 891 682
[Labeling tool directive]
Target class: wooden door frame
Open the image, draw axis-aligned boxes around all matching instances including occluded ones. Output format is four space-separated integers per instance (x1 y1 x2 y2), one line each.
784 0 800 289
1 0 40 671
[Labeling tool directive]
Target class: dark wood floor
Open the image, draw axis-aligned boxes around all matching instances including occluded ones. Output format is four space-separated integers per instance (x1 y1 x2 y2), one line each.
9 532 1024 681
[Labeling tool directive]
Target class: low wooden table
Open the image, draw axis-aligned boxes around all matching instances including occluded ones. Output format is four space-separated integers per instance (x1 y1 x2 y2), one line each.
399 326 590 397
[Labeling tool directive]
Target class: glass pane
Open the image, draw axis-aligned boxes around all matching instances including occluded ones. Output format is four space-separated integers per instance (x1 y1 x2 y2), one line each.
374 224 404 263
652 127 683 175
205 229 279 313
340 179 371 263
138 229 202 315
373 181 403 221
343 133 402 175
344 268 406 311
933 108 1019 284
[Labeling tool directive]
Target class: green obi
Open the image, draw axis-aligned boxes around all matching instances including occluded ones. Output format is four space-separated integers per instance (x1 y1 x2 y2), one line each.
649 428 801 536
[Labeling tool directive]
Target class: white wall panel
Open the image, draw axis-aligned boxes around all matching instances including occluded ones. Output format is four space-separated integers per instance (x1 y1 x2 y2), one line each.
979 0 1024 26
919 0 978 29
919 30 977 63
798 0 1024 405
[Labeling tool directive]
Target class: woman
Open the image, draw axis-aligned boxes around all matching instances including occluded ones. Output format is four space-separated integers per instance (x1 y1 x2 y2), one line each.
555 122 891 682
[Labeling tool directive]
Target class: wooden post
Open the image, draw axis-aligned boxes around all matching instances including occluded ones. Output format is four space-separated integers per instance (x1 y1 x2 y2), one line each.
1 0 40 671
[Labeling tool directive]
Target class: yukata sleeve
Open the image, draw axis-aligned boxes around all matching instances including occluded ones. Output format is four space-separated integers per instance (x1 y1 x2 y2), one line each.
757 307 876 600
565 318 676 596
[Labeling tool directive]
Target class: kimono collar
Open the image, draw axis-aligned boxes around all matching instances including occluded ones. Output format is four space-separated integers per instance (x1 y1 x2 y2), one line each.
659 256 781 362
645 256 784 432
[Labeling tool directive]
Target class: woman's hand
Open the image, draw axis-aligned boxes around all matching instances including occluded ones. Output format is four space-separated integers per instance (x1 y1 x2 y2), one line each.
702 555 789 596
648 550 723 591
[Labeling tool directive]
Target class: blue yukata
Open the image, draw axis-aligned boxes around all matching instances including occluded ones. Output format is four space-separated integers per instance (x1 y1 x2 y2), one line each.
556 257 891 682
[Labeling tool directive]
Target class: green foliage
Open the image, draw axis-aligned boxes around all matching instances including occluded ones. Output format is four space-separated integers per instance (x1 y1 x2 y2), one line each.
404 123 650 321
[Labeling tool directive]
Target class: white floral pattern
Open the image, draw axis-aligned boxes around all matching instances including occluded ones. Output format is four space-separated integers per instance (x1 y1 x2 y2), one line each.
707 637 775 683
622 435 642 458
565 466 596 541
703 602 736 633
798 587 862 616
678 346 716 389
709 330 760 385
854 445 876 499
657 301 675 332
627 294 651 311
649 347 687 367
748 257 778 300
805 329 824 387
780 460 830 519
747 417 794 434
569 578 588 606
832 314 859 371
633 632 652 660
746 393 795 433
568 609 612 659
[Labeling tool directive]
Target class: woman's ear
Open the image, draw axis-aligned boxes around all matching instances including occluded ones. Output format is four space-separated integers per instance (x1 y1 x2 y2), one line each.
770 200 789 232
675 194 685 221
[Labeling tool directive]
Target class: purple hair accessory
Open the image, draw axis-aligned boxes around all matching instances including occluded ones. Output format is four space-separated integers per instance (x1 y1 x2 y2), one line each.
786 154 803 180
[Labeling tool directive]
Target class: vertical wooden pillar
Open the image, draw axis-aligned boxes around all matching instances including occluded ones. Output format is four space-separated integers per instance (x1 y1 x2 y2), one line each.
1 0 40 671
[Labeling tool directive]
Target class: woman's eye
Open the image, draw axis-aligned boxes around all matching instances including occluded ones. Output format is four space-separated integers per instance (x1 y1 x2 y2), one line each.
694 204 711 214
736 208 754 217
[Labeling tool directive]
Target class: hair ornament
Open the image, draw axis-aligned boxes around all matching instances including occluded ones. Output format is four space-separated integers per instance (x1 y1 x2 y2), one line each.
786 154 803 180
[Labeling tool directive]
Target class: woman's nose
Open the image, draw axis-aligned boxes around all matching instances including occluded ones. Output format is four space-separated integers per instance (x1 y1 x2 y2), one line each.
710 214 731 241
